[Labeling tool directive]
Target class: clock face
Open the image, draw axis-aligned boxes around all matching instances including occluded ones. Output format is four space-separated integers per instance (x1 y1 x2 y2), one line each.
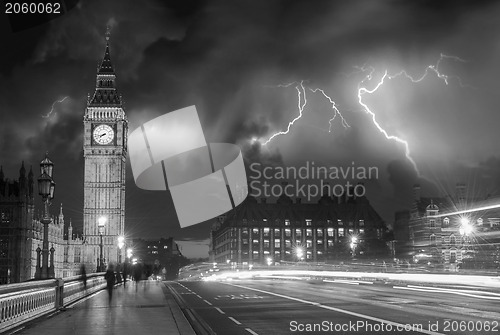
93 124 114 145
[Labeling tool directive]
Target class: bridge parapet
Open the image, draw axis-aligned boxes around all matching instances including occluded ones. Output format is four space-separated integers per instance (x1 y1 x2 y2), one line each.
0 272 108 333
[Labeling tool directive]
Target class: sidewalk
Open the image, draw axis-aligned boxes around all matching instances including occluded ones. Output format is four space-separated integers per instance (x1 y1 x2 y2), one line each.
13 280 196 335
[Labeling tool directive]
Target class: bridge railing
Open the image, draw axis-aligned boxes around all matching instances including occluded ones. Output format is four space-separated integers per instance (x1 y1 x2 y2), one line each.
0 272 108 333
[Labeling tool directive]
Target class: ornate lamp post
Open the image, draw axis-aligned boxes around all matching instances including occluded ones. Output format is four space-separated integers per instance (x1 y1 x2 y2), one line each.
117 236 125 263
98 216 106 272
36 152 56 280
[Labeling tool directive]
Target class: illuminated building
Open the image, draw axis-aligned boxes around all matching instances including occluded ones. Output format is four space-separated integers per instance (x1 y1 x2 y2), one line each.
406 183 500 268
209 188 388 265
82 30 127 270
0 163 83 283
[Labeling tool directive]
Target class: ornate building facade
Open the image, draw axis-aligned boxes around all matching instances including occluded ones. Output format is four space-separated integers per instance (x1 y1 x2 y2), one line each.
210 189 388 264
0 32 128 283
401 183 500 268
82 31 127 270
0 163 82 283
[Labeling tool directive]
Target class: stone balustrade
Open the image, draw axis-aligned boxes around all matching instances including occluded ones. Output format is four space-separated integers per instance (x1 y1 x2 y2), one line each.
0 272 108 333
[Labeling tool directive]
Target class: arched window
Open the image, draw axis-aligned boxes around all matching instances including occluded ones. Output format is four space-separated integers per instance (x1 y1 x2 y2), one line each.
430 234 436 245
443 217 450 226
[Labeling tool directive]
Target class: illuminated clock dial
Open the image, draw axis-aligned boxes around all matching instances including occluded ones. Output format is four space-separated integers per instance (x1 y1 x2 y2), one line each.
93 124 114 145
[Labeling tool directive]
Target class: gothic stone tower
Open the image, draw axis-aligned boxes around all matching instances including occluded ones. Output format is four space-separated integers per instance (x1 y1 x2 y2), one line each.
83 31 127 270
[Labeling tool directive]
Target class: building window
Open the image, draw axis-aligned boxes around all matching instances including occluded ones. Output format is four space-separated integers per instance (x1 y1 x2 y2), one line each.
274 239 281 248
443 217 450 226
285 219 290 226
252 228 259 235
338 228 345 237
242 228 248 235
243 239 248 245
285 229 291 237
359 228 364 235
295 229 302 237
274 229 280 237
306 240 312 248
285 240 291 248
430 219 435 228
327 228 334 237
430 234 436 245
306 219 312 226
359 220 364 227
327 240 334 247
450 235 456 246
263 228 270 237
317 229 323 237
253 239 259 244
74 247 81 263
306 229 312 237
338 219 343 225
317 239 323 245
264 240 270 248
477 218 483 225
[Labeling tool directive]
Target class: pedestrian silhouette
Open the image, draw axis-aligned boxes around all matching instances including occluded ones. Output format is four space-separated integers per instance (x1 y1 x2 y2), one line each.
80 264 87 289
122 262 128 287
133 263 143 292
104 263 116 304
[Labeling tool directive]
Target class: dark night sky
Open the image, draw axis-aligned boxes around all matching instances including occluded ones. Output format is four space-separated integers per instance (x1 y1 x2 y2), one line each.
1 0 500 258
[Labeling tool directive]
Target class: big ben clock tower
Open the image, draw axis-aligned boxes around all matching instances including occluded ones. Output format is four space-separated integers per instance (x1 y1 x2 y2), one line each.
83 30 127 270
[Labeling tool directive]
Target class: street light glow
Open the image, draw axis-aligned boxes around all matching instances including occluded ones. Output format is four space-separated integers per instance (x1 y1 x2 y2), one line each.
117 236 125 249
98 216 106 226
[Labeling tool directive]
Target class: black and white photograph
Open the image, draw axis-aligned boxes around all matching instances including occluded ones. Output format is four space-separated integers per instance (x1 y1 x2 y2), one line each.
1 1 500 334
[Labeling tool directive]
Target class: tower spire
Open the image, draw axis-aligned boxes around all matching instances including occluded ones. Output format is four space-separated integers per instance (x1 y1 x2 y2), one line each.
87 27 122 108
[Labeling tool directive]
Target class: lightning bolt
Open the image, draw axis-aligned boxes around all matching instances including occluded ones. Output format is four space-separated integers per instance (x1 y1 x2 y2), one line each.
261 53 472 178
41 96 69 118
356 53 473 176
262 81 349 145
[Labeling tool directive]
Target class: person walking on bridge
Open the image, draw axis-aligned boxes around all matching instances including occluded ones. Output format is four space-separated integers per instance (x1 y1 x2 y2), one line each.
104 263 116 304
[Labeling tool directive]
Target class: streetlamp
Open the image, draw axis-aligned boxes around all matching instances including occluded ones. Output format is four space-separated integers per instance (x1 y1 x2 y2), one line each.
127 247 133 260
35 152 56 279
350 236 358 258
117 236 125 264
98 216 106 272
296 247 304 262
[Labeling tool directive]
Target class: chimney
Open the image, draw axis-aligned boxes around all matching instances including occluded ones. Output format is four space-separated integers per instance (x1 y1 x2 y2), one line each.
346 186 355 203
322 182 330 197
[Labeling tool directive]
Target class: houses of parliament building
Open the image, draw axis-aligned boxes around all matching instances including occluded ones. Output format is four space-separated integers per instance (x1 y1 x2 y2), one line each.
0 31 127 284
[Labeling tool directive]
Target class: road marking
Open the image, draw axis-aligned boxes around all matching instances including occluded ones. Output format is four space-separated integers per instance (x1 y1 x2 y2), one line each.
215 307 225 314
224 283 444 335
203 299 213 306
196 294 202 299
245 328 259 335
228 317 242 325
324 279 359 285
394 285 500 300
